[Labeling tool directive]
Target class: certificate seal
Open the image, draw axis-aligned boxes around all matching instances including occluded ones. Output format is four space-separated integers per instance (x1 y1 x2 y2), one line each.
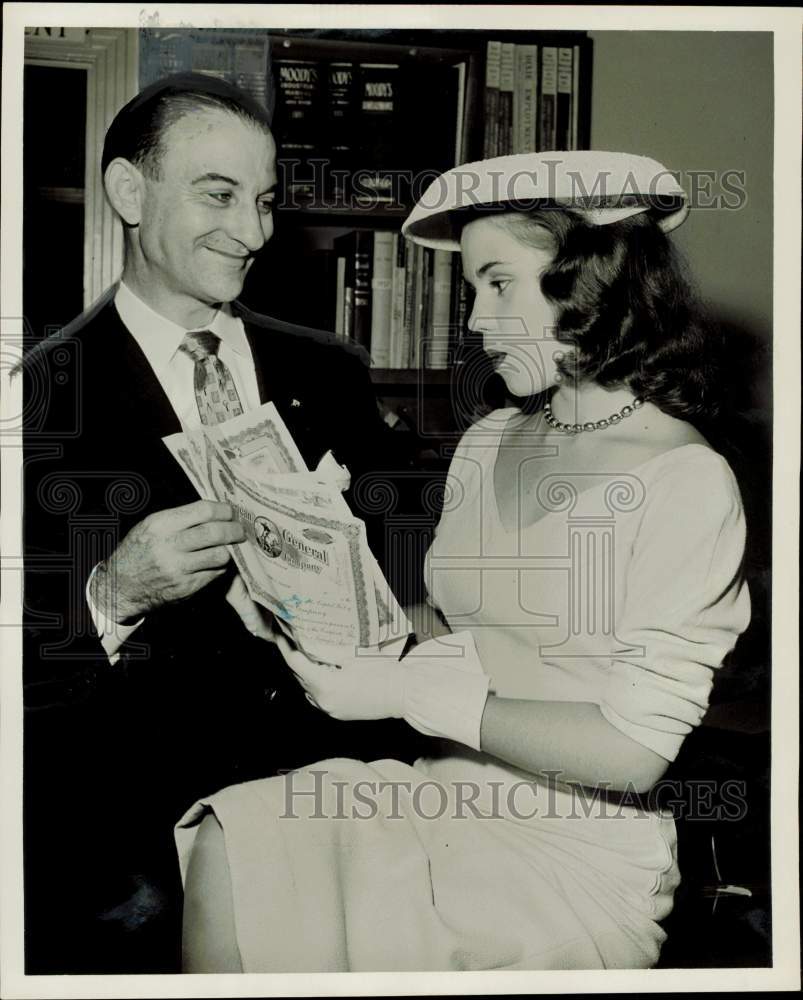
254 516 283 558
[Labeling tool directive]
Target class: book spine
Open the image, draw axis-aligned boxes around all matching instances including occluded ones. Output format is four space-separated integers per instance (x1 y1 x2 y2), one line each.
557 47 573 151
449 252 461 341
334 256 346 339
390 233 406 368
369 231 394 368
417 248 434 369
512 46 522 155
326 61 357 206
354 63 400 207
571 43 581 149
538 46 557 152
498 43 515 157
427 250 453 370
453 60 467 165
273 58 322 205
352 231 373 352
458 282 468 335
516 45 538 153
447 256 460 364
412 244 427 368
399 239 417 369
332 231 356 340
483 41 501 158
343 286 354 342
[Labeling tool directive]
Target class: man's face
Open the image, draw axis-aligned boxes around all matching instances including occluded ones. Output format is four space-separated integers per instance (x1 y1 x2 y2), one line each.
136 107 277 313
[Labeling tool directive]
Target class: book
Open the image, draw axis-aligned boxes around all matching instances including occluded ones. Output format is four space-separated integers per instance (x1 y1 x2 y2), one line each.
353 231 373 352
453 60 467 165
353 63 400 207
389 233 406 368
273 58 323 204
400 240 418 368
483 41 502 157
415 248 434 369
451 258 468 353
326 61 358 205
333 230 370 344
272 42 468 214
498 43 515 157
343 285 354 341
426 250 453 370
512 46 521 155
557 47 573 151
334 256 346 339
538 46 557 152
398 60 465 205
369 231 395 368
514 44 538 154
571 43 581 149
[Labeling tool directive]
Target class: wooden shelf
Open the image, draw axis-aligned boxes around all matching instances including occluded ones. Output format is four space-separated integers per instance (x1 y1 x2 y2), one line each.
276 205 410 228
269 31 479 65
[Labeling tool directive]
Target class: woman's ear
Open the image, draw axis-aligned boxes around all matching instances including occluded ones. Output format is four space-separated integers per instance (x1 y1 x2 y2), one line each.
103 157 145 227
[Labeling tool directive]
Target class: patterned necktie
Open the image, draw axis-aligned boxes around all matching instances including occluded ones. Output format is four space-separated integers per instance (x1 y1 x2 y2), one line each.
179 330 245 426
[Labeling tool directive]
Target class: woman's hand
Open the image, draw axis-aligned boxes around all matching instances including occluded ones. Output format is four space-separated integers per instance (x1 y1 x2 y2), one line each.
225 574 279 642
275 632 491 750
274 635 405 721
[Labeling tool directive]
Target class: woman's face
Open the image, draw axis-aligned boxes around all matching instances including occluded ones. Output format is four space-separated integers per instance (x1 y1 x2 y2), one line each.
461 216 561 398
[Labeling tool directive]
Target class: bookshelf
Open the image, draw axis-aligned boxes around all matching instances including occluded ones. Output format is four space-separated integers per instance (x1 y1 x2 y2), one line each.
240 28 593 447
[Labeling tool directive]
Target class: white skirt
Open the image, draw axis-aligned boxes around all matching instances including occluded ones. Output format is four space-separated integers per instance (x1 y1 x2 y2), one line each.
175 749 679 972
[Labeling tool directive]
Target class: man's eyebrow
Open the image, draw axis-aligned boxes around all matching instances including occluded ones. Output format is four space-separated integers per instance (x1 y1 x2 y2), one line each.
191 173 240 186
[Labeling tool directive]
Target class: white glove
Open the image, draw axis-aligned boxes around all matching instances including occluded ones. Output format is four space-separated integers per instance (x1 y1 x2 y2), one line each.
274 631 490 751
225 574 278 642
398 633 491 750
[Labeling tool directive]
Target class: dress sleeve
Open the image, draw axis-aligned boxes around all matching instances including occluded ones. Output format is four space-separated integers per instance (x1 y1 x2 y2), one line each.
599 451 751 762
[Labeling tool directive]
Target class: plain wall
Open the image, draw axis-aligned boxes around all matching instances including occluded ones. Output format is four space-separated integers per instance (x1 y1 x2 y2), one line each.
590 32 774 716
589 30 773 410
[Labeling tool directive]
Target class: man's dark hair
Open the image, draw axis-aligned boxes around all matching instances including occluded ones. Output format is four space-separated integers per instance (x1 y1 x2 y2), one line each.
485 208 724 424
101 72 273 178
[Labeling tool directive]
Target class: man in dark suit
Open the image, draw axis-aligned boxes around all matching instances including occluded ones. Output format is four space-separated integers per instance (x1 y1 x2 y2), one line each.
22 73 416 974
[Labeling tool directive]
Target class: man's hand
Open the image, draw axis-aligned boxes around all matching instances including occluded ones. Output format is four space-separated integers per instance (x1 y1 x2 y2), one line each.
90 500 245 623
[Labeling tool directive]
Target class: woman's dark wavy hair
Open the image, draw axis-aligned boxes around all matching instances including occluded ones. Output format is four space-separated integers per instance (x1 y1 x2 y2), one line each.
492 207 724 424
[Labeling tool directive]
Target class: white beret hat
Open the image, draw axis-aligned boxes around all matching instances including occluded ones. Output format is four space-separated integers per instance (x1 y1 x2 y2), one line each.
402 150 689 251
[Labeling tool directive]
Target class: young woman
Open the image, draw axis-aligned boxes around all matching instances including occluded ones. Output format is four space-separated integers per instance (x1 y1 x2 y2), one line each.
176 152 750 972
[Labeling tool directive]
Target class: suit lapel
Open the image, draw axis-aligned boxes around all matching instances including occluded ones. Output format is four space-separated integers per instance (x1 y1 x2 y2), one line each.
96 304 196 510
109 303 183 438
240 312 324 466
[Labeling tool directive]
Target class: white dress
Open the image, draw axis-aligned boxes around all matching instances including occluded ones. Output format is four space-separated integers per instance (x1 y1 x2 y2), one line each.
175 408 750 972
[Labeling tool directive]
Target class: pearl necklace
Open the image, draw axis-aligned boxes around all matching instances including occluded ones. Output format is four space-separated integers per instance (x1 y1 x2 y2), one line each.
543 394 644 434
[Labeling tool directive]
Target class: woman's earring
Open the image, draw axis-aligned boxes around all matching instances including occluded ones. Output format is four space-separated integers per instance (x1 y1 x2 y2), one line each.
554 371 563 383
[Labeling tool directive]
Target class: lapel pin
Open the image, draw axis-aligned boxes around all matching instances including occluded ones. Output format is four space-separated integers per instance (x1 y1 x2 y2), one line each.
291 398 302 408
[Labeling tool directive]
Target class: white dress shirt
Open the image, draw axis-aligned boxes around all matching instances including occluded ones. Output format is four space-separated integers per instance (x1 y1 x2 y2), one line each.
88 281 262 662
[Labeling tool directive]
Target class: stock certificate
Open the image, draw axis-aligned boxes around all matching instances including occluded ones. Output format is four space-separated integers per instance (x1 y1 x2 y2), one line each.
164 403 410 662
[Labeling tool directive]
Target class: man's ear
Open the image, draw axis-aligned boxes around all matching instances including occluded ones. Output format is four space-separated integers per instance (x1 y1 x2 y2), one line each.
104 157 146 226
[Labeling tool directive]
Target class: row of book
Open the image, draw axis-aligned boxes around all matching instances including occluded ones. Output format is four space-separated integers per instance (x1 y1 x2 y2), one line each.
482 40 584 156
272 49 464 208
332 230 468 370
